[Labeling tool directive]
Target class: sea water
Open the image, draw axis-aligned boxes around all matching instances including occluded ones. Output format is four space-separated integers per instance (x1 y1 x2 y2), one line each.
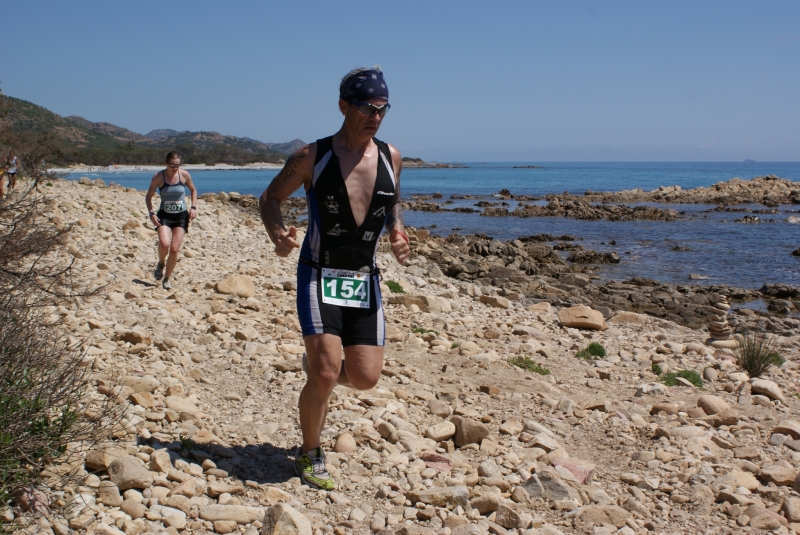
65 162 800 289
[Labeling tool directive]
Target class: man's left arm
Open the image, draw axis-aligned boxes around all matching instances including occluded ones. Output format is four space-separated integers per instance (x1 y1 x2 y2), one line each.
386 144 409 265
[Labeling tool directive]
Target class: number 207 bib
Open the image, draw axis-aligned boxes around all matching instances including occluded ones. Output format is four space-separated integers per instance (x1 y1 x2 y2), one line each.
321 268 370 308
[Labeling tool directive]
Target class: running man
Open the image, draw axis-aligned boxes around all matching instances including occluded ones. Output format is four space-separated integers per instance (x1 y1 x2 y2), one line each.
145 151 198 290
259 66 410 490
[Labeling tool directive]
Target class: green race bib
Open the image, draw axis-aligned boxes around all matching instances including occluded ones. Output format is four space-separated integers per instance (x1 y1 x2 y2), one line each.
321 268 370 308
164 200 185 213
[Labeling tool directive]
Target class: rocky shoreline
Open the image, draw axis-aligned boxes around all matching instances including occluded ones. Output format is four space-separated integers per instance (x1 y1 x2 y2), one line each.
402 176 800 223
8 176 800 535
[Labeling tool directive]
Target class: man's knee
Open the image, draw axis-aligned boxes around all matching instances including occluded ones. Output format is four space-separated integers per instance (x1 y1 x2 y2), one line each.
169 243 181 255
346 368 381 391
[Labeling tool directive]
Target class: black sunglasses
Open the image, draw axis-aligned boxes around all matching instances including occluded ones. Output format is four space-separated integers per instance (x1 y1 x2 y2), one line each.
352 101 391 118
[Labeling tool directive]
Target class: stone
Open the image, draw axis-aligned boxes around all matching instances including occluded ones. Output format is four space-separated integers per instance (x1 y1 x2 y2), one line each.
165 396 202 418
13 487 49 516
716 470 759 491
428 399 452 417
425 421 457 441
200 504 266 524
407 486 469 508
750 378 786 402
207 481 246 497
773 420 800 439
557 305 607 331
450 416 489 447
121 499 146 519
650 402 679 415
85 446 128 470
523 468 581 503
670 426 706 439
480 295 511 309
499 419 524 435
697 395 731 415
149 449 173 473
333 432 357 453
470 493 500 514
782 497 800 523
117 375 160 393
97 481 123 507
527 433 562 452
760 461 798 486
550 458 596 484
495 504 532 529
107 456 153 490
575 505 628 529
216 275 256 298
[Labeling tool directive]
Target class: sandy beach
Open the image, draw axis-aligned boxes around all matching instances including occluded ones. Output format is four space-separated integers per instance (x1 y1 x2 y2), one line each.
50 162 284 174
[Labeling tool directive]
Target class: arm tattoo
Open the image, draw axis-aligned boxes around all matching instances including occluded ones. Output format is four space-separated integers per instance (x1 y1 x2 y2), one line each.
280 151 303 179
385 202 404 231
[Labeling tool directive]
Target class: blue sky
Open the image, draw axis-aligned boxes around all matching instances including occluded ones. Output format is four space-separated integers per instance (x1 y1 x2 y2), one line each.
3 1 799 161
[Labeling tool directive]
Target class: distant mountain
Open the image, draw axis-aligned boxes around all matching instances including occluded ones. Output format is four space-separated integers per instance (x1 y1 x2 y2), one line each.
145 129 179 140
2 94 303 165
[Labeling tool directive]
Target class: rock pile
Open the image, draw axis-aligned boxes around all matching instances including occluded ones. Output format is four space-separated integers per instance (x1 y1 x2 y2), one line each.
706 295 739 349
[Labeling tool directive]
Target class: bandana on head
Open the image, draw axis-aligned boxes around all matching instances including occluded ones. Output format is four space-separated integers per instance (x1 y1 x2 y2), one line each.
340 70 389 103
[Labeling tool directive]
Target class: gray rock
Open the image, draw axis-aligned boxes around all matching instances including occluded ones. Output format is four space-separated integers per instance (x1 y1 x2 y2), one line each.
523 468 581 503
107 457 153 490
260 503 312 535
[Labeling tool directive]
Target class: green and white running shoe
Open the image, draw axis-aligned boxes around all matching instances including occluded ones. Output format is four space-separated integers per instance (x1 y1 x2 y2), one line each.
162 278 172 291
294 447 334 491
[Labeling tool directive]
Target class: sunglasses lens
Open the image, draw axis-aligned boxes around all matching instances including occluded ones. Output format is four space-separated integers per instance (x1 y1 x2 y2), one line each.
355 103 389 117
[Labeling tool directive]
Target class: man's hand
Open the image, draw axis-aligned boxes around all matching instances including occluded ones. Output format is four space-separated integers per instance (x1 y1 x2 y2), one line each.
150 214 161 227
390 228 410 265
274 226 301 257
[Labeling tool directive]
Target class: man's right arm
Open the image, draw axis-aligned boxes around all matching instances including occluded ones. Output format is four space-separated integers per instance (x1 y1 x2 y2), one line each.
259 145 314 257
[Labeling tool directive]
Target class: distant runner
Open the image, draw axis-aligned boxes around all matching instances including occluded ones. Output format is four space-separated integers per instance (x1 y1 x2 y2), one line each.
145 151 197 290
259 66 409 490
6 149 18 193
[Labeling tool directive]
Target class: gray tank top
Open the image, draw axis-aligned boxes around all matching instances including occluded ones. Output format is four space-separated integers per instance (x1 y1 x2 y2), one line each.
158 171 187 213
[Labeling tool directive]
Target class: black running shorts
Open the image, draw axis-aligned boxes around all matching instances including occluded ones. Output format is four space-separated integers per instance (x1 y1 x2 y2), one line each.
156 210 189 233
296 262 385 347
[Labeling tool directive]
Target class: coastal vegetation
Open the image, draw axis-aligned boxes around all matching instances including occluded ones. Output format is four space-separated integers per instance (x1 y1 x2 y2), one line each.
0 94 119 512
508 355 551 375
576 342 606 360
735 328 784 378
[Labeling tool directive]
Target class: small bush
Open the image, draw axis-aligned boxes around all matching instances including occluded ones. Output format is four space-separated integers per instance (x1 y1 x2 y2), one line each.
509 356 551 375
736 329 782 378
451 342 460 349
652 362 664 375
385 280 404 294
576 342 606 360
412 327 437 335
659 369 703 388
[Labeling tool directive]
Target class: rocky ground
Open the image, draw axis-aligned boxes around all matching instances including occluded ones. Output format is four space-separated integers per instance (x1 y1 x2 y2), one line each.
7 177 800 535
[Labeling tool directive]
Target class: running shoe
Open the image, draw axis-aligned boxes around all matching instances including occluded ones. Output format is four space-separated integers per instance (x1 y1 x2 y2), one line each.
294 447 335 490
162 279 172 291
153 263 165 281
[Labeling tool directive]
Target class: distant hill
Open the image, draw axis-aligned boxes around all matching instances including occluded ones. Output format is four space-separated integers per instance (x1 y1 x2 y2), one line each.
2 94 303 166
65 116 150 143
145 129 179 140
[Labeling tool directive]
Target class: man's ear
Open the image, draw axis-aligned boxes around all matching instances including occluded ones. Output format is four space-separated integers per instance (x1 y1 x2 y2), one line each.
338 99 349 116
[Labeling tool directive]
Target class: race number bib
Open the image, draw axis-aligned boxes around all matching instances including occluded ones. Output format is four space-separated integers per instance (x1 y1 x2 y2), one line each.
321 268 370 308
164 200 185 213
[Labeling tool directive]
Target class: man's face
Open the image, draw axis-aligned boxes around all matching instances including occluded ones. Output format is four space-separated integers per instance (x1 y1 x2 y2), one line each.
341 98 389 136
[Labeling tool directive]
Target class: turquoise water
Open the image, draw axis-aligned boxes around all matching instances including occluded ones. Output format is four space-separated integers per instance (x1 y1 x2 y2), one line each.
66 162 800 289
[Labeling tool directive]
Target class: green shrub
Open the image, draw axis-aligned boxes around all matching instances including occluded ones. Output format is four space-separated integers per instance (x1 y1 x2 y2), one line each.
509 356 551 376
735 329 783 378
412 327 437 335
652 362 664 375
451 342 460 349
658 369 703 388
385 280 405 294
576 342 606 361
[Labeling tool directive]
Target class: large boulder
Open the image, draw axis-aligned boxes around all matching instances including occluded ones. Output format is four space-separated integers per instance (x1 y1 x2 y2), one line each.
697 395 731 415
450 416 489 448
751 379 786 403
215 275 256 298
107 457 153 490
557 305 607 331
